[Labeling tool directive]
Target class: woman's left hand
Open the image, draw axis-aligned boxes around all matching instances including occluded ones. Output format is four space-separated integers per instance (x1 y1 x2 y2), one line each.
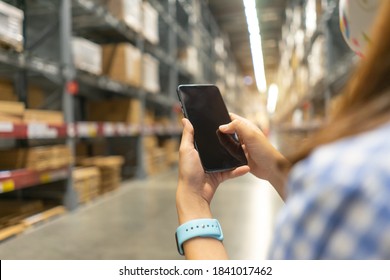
176 118 250 224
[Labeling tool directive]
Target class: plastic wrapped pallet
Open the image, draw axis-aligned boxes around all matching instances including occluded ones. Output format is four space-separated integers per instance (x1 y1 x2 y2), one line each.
142 2 159 44
102 43 142 87
142 53 160 93
72 37 102 75
105 0 142 32
0 1 23 52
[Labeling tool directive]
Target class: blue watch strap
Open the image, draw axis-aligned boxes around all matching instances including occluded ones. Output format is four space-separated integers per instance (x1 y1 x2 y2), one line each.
175 218 224 255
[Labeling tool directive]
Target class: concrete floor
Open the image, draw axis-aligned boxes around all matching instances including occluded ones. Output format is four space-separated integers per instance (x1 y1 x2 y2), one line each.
0 169 283 260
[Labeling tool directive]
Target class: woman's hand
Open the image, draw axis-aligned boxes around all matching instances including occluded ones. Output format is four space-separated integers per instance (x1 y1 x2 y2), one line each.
176 118 250 224
219 113 288 199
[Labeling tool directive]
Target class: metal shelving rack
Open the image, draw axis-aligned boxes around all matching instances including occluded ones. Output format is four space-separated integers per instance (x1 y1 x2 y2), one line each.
0 0 242 210
273 0 356 131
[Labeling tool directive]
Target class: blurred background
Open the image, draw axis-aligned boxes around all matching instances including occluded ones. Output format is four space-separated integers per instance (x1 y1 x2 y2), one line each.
0 0 356 259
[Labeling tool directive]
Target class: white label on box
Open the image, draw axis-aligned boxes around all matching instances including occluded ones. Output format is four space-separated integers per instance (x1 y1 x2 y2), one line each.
0 122 13 132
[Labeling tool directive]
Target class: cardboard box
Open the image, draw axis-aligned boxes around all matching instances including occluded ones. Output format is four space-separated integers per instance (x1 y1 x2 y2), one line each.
0 1 23 52
102 43 142 87
142 2 159 44
27 85 45 109
0 145 72 171
73 167 100 203
0 79 17 101
105 0 142 32
87 98 141 124
23 109 64 125
78 156 124 194
142 54 160 93
72 37 102 75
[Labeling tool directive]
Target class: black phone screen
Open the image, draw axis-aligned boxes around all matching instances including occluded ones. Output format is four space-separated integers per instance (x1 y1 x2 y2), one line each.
177 84 248 172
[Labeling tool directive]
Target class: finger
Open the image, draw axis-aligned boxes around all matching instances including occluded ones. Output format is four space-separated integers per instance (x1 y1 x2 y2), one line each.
222 165 250 181
180 118 195 151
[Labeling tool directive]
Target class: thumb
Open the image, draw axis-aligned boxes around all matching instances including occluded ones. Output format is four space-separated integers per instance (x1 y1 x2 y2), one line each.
180 118 195 151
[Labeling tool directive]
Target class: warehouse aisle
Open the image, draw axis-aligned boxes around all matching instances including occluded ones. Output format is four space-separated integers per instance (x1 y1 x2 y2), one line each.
0 169 283 260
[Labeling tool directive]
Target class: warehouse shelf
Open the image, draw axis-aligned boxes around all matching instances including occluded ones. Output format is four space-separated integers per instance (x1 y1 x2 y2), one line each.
0 167 69 194
72 0 137 44
0 122 67 139
274 54 357 124
0 121 181 139
0 49 60 82
0 0 242 212
76 71 141 99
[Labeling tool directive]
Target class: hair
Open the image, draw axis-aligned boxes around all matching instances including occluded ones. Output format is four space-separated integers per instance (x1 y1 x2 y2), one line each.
288 0 390 165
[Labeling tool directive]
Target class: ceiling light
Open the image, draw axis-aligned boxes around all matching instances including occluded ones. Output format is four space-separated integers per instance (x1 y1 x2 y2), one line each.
243 0 267 93
267 83 279 113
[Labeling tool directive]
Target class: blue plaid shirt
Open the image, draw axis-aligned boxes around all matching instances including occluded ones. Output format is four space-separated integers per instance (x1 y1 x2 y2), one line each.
269 122 390 259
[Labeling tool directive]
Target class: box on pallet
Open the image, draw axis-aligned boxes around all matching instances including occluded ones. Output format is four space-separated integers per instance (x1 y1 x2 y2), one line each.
87 98 141 124
72 37 102 75
105 0 142 32
27 85 45 109
0 100 24 116
23 109 64 125
103 43 142 87
0 145 73 171
78 156 124 194
0 1 23 52
142 53 160 93
73 167 100 203
142 2 159 44
0 79 17 101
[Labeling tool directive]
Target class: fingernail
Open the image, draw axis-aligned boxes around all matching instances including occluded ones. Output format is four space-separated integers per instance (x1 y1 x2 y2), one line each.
219 124 228 130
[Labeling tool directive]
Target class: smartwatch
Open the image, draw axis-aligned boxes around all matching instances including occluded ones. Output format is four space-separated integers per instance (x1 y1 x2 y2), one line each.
175 218 224 255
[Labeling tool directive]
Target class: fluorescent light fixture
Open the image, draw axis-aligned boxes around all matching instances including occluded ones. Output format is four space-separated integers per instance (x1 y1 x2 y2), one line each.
267 83 279 113
243 0 267 93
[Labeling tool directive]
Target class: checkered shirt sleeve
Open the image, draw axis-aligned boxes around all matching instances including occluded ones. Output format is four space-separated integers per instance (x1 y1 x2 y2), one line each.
268 122 390 259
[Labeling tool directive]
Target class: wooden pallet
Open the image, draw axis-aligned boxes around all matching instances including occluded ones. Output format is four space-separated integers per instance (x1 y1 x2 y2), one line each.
0 224 25 242
21 206 66 228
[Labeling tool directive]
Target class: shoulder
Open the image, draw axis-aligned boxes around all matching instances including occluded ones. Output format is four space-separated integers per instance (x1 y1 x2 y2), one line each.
270 122 390 259
289 121 390 196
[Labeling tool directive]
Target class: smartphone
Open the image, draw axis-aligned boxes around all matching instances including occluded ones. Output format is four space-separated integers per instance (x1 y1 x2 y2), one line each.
177 84 248 173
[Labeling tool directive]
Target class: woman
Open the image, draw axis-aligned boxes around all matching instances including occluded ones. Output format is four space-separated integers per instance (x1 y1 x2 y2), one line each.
176 0 390 259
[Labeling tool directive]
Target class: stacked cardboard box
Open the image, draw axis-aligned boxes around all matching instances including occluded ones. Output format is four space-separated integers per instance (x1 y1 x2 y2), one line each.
0 1 23 52
104 0 142 32
0 79 18 101
0 200 44 229
142 54 160 93
0 100 24 123
72 37 102 75
142 2 159 45
78 156 124 194
73 167 100 203
23 109 64 125
87 98 141 124
102 43 142 87
0 145 73 171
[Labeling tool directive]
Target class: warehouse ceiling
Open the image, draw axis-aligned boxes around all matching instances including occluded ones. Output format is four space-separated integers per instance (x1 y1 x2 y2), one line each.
207 0 287 88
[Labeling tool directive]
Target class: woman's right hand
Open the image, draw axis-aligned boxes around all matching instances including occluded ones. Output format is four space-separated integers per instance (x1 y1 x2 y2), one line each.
219 113 288 199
